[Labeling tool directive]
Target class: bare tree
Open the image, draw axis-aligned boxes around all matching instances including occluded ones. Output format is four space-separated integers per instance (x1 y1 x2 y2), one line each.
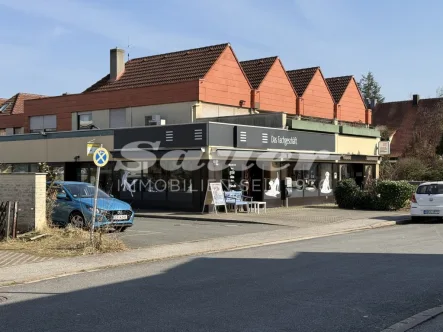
405 100 443 162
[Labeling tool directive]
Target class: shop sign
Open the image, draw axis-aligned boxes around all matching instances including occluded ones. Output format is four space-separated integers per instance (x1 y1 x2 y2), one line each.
234 126 335 152
378 141 390 155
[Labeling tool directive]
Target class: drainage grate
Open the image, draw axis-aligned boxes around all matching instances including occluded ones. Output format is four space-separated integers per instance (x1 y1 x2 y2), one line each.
0 296 7 303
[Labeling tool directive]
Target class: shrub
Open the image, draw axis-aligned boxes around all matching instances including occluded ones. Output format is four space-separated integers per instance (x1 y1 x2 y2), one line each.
334 179 415 211
334 178 361 209
374 181 416 210
393 158 428 181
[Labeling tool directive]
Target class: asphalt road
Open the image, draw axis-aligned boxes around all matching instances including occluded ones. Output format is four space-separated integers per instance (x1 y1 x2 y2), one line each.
118 217 285 248
3 223 443 331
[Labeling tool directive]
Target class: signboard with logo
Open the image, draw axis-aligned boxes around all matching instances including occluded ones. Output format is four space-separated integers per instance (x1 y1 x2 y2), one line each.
378 141 390 155
234 126 335 152
202 182 227 214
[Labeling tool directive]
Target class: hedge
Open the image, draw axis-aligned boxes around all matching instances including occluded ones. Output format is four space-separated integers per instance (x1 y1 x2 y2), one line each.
334 179 415 211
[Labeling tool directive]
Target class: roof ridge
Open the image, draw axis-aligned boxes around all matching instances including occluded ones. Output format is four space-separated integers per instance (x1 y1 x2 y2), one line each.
326 75 353 81
239 56 278 64
286 66 320 73
128 43 230 62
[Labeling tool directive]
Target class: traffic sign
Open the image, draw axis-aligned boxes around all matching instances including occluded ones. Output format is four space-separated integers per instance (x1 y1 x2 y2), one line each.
93 148 109 167
87 143 101 156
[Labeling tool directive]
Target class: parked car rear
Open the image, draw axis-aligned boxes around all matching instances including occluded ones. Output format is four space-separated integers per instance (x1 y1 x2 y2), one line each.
410 182 443 220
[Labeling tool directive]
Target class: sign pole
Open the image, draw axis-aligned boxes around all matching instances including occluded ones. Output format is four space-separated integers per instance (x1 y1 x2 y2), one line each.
90 144 106 246
90 163 101 244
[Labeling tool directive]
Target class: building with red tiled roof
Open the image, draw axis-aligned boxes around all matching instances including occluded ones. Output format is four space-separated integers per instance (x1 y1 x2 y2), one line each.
287 67 335 119
26 43 254 131
325 76 369 123
373 95 443 157
0 93 46 135
240 57 297 114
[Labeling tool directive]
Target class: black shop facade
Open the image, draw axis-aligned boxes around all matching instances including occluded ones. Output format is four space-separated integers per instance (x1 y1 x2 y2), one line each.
111 122 374 211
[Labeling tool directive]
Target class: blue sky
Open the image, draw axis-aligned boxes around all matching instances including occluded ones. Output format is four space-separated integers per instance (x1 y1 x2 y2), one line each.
0 0 442 101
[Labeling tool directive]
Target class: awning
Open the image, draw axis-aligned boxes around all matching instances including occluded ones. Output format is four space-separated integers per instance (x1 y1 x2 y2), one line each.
111 149 204 160
214 149 341 161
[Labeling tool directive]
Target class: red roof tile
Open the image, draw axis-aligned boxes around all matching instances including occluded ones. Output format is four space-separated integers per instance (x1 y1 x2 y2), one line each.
0 93 46 115
84 43 229 93
325 76 353 103
240 57 278 89
286 67 319 96
373 98 443 157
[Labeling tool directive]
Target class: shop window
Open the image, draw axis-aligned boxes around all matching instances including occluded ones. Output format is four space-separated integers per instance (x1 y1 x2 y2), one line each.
263 161 282 200
78 113 93 130
12 164 29 173
0 164 12 173
30 115 56 133
0 129 5 136
110 109 127 128
168 160 193 193
14 127 24 135
319 163 333 196
119 161 143 200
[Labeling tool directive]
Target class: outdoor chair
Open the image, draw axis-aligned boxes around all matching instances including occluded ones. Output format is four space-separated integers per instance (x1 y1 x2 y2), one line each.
224 191 252 213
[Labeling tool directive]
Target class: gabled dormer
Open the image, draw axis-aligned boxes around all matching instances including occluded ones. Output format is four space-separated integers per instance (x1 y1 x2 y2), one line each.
287 67 335 119
326 76 367 123
240 57 297 114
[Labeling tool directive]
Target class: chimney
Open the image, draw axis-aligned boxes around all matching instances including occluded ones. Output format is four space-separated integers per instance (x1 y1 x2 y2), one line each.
110 48 125 81
412 94 420 106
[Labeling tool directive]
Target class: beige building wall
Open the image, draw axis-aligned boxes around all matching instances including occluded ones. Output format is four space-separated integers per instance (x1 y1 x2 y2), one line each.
197 103 250 119
0 135 114 163
0 173 46 233
336 135 380 156
71 101 198 130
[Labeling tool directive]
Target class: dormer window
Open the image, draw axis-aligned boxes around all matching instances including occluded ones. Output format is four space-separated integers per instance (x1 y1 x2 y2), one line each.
0 103 10 113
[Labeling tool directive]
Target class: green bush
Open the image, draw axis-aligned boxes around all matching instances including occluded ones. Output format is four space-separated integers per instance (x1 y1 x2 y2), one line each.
394 158 428 181
334 179 415 211
334 178 361 209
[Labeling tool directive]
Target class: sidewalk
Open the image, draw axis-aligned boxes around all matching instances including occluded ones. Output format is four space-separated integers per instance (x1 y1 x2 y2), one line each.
0 216 403 287
135 205 410 227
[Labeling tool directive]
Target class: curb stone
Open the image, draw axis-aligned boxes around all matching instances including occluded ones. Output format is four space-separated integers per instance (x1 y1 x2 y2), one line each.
381 305 443 332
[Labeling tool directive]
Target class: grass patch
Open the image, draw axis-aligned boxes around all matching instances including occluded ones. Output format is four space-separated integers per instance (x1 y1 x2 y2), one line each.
0 226 127 257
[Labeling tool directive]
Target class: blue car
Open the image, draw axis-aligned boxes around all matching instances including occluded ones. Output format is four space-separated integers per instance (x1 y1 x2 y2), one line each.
50 181 134 231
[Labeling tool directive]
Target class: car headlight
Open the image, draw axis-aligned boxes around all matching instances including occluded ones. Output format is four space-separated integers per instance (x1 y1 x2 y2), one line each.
86 206 105 215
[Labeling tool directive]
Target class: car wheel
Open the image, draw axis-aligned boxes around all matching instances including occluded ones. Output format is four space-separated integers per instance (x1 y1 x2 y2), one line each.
69 212 85 228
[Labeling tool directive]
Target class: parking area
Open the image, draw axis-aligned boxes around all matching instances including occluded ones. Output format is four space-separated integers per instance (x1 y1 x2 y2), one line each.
117 217 286 249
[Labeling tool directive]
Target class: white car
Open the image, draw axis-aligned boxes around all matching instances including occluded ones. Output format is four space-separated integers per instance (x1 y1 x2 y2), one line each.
410 182 443 220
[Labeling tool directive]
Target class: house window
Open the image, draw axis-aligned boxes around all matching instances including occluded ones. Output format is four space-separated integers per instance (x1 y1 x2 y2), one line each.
78 113 93 130
30 115 57 133
0 129 5 136
13 127 24 135
109 109 126 128
0 103 10 113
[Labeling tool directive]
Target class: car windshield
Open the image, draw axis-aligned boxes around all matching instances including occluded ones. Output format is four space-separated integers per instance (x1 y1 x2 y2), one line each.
417 184 443 195
64 184 110 199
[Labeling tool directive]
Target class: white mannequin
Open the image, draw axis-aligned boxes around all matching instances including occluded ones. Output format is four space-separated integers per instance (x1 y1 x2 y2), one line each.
320 171 332 194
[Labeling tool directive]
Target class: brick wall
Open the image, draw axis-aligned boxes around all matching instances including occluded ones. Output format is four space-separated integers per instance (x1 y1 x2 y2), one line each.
338 79 366 122
200 47 252 108
0 173 47 232
24 81 200 132
300 70 335 119
255 59 297 114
